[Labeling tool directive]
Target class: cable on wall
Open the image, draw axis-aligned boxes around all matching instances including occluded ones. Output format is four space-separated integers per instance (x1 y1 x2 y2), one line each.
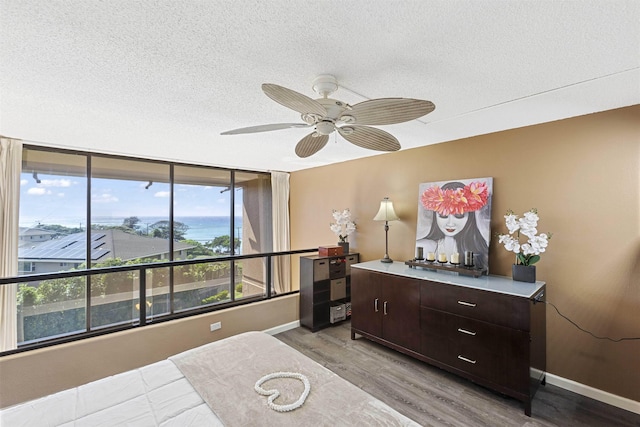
545 301 640 342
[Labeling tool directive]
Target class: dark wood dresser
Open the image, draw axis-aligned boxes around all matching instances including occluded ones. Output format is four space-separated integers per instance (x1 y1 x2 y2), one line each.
351 260 546 416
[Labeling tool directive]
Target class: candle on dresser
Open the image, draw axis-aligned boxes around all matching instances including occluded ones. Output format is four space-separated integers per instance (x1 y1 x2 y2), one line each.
426 252 436 261
451 252 460 264
464 251 474 266
416 247 424 260
438 252 447 262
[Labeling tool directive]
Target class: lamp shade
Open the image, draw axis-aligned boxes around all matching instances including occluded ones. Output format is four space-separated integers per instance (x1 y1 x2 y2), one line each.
373 197 399 221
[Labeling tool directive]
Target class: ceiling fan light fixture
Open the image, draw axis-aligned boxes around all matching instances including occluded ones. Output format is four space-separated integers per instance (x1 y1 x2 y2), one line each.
315 121 335 135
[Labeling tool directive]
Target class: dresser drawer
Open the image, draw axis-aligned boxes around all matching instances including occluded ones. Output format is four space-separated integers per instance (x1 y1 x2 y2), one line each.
421 281 529 330
420 307 528 358
421 308 528 391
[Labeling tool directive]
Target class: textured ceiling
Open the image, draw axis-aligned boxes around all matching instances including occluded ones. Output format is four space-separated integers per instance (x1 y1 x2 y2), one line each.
1 0 638 172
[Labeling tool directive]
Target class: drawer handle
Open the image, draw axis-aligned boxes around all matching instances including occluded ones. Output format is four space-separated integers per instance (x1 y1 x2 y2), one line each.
383 301 388 315
374 298 379 312
458 355 476 364
457 300 476 307
457 328 476 336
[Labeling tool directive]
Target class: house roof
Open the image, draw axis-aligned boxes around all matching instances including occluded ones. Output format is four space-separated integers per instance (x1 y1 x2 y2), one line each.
18 229 194 263
0 1 638 172
18 228 56 237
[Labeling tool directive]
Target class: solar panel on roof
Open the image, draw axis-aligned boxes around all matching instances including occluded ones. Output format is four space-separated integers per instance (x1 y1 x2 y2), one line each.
90 237 110 261
18 232 111 261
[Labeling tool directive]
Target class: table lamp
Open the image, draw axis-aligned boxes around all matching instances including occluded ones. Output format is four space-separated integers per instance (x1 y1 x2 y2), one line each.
373 197 399 263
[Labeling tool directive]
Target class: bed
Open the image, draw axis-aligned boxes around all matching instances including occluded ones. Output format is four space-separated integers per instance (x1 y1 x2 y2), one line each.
1 331 419 426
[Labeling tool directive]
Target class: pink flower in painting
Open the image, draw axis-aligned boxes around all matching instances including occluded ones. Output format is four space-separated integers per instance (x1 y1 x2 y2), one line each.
421 186 445 213
422 181 489 216
463 181 489 212
441 188 467 216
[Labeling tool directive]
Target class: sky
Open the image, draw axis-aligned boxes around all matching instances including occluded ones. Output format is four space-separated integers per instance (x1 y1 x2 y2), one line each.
19 172 240 228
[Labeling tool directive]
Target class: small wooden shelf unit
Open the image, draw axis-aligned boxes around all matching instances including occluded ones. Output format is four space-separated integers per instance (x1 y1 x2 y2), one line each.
300 253 359 332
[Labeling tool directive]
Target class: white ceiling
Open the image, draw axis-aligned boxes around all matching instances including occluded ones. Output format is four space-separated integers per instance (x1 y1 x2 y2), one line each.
1 0 638 172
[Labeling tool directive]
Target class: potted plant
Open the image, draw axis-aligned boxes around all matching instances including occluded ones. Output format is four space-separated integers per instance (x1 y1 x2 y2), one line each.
330 209 356 254
497 208 552 282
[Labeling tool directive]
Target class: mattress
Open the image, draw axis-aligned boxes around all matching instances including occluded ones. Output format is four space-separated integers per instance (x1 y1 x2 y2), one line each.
1 331 419 426
0 358 221 427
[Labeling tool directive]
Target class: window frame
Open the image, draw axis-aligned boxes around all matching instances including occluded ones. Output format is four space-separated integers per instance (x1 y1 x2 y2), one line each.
14 145 276 347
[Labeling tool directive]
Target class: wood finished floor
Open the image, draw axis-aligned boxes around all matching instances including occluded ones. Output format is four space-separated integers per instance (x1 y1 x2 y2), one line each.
275 321 640 427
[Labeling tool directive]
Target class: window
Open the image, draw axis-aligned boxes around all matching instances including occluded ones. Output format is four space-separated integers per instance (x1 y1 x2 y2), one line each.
15 146 273 345
18 276 87 344
172 166 233 311
90 156 171 266
19 148 87 275
18 262 34 273
173 166 232 254
234 171 273 298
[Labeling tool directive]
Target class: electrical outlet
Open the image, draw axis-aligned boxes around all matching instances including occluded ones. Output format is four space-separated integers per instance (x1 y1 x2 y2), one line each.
210 321 221 332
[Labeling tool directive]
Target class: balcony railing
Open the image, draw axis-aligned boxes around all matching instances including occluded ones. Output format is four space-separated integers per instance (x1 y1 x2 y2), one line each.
0 248 317 356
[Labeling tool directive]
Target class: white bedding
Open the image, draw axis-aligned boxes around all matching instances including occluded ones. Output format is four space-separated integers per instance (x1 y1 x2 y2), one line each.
1 359 222 427
1 332 418 426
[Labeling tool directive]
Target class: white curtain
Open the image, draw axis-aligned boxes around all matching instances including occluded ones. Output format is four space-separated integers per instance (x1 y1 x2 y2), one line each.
0 136 22 351
271 171 291 294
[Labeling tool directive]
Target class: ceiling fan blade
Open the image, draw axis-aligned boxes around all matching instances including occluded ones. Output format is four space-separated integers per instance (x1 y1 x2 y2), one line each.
262 83 327 116
295 133 329 158
338 125 401 152
221 123 311 135
349 98 435 125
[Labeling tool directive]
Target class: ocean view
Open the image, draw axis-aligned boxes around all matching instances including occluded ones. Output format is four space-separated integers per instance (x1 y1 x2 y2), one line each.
22 216 243 244
94 216 243 244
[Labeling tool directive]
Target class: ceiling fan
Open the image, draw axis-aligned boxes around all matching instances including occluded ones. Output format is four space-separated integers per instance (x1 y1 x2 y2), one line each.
221 74 435 158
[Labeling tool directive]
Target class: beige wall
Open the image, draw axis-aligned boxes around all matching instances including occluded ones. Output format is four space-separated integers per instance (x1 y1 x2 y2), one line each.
0 294 299 408
290 105 640 401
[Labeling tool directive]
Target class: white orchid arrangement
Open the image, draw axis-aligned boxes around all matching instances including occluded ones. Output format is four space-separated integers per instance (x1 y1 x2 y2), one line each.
330 209 356 242
497 208 552 266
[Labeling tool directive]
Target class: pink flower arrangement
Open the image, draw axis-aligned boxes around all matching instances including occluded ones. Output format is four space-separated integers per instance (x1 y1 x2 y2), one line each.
421 181 489 216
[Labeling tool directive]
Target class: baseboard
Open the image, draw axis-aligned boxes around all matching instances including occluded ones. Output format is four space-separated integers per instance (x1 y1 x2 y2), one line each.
262 320 300 336
546 373 640 415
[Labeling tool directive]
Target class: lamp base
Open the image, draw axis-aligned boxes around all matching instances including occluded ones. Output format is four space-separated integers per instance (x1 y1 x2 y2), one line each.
380 257 393 263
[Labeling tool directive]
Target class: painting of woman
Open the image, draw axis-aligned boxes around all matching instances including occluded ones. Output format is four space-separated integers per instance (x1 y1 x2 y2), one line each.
416 178 493 272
